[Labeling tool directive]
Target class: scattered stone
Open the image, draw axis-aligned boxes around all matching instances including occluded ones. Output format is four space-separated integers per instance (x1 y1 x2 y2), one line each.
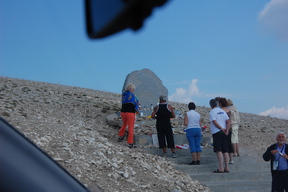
1 76 288 192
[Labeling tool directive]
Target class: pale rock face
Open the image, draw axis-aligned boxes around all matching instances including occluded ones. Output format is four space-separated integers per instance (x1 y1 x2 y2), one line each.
122 68 168 110
1 76 288 192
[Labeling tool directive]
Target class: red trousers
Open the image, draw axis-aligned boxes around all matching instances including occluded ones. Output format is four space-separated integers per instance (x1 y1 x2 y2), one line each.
118 112 135 144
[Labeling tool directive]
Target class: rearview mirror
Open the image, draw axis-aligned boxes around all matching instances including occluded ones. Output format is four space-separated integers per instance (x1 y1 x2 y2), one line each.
85 0 168 39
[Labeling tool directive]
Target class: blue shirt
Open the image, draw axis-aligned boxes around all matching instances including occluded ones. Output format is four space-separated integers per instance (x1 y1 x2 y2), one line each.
275 144 288 171
121 90 139 113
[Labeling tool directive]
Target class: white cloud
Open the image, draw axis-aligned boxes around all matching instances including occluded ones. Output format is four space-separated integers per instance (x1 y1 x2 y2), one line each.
169 79 200 103
258 106 288 119
258 0 288 41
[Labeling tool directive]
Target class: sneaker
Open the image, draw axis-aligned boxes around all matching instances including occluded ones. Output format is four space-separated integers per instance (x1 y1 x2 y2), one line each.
197 161 200 165
118 136 124 142
229 161 234 164
172 152 177 158
162 153 167 157
128 143 136 148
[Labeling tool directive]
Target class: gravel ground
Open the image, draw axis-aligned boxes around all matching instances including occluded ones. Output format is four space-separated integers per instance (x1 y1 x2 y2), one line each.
1 76 287 192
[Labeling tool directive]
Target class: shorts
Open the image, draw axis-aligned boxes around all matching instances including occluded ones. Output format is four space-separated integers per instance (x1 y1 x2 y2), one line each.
212 131 228 153
231 124 239 143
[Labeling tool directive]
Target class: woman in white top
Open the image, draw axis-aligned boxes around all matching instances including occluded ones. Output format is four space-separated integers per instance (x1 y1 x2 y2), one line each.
184 102 202 165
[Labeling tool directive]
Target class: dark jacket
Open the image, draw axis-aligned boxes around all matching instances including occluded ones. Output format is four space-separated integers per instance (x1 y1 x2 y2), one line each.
263 143 288 175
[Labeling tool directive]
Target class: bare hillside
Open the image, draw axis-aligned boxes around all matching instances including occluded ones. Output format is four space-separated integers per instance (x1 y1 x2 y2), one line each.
0 76 287 192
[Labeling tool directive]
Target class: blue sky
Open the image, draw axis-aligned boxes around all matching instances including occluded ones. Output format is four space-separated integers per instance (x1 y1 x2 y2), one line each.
1 0 288 119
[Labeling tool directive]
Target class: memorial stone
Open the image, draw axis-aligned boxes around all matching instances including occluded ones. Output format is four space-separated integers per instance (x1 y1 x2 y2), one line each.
122 68 168 114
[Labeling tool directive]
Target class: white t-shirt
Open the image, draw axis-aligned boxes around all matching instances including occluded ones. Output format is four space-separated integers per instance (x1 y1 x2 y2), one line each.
186 110 201 129
209 107 229 134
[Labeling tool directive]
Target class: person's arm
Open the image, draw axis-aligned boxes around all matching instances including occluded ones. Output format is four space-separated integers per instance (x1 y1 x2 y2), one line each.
183 114 188 126
283 145 288 160
168 105 175 118
151 106 158 119
133 94 139 113
263 145 274 161
225 119 231 134
282 153 288 160
268 148 288 160
283 144 288 160
199 119 202 128
212 120 225 133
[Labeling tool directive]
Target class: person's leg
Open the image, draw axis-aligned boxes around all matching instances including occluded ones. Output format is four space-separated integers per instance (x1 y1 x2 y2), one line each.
194 128 202 164
197 152 201 161
272 176 284 192
213 132 222 153
194 129 202 151
220 132 229 171
236 143 240 156
271 176 276 192
171 147 176 153
213 132 224 172
228 131 234 163
232 124 239 155
283 175 288 192
190 136 196 154
118 112 128 137
126 112 135 144
162 147 167 153
190 152 196 161
232 143 237 156
186 129 194 153
186 130 196 164
157 127 166 155
223 152 229 172
216 151 224 171
165 127 177 157
165 127 175 150
229 153 233 164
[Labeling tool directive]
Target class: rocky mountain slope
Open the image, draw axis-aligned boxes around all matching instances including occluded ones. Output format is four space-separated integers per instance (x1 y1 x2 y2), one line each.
0 76 287 192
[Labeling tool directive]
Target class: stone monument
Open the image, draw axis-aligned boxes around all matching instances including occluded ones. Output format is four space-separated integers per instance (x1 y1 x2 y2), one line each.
122 68 168 114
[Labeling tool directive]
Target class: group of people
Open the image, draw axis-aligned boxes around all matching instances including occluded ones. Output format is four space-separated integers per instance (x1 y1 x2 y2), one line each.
117 83 288 191
117 83 241 164
117 83 177 156
208 97 240 173
183 97 240 172
117 83 177 157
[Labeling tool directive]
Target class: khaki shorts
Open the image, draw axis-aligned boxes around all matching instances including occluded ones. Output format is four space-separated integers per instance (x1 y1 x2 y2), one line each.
231 124 239 143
